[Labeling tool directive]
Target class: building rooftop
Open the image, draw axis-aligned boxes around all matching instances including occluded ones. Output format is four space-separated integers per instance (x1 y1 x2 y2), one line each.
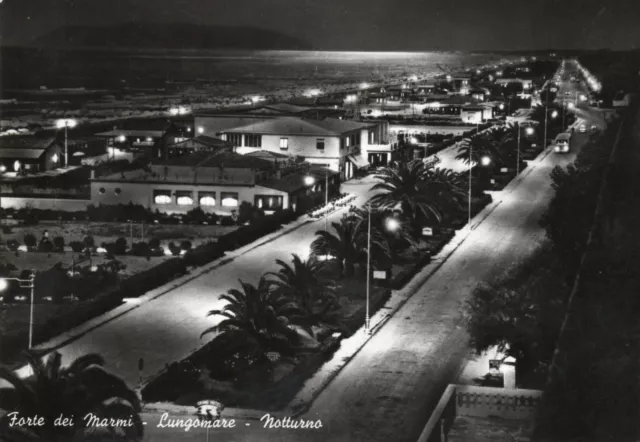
0 148 48 159
154 150 275 170
94 130 165 138
259 166 338 193
0 136 56 150
223 117 375 136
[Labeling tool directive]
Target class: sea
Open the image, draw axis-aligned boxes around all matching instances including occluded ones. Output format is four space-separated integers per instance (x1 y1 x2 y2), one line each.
0 47 510 96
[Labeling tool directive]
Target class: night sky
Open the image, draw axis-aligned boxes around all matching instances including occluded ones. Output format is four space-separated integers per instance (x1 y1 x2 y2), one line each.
0 0 639 51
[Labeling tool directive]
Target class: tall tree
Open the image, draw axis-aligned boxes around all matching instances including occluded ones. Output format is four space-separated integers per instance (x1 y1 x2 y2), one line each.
309 215 367 278
370 159 460 226
0 352 143 442
202 278 308 355
265 254 338 326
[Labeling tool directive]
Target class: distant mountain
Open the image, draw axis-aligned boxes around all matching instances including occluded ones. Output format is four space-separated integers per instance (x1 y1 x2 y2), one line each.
31 23 312 50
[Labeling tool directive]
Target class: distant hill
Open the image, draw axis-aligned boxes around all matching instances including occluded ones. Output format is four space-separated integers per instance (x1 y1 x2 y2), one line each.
31 23 312 50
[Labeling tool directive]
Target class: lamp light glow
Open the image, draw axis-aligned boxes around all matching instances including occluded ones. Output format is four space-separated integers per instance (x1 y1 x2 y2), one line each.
525 127 535 136
385 218 400 232
304 176 316 186
481 156 491 166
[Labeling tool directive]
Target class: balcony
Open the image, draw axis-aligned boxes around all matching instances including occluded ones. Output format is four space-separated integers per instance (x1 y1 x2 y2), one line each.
365 143 396 153
417 384 542 442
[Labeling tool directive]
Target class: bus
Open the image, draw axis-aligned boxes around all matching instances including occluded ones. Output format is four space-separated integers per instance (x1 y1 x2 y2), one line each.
553 132 572 153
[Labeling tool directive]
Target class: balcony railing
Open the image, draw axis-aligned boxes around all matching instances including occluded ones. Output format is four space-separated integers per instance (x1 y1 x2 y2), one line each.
416 385 543 442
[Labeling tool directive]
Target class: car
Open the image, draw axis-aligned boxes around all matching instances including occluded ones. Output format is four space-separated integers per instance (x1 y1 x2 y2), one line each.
579 124 587 133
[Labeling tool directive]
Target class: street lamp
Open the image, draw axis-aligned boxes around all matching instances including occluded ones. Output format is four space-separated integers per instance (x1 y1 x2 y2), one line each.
480 156 491 166
365 209 399 334
0 272 36 349
304 176 315 187
56 118 77 168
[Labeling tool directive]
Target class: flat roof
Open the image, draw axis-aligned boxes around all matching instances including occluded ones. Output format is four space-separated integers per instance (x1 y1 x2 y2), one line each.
223 117 375 136
154 151 275 170
94 130 164 138
169 135 231 148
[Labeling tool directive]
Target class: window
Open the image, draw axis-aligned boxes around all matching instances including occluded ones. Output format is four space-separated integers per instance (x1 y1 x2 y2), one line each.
153 190 172 205
227 133 243 147
245 134 262 148
221 192 239 207
198 192 216 206
98 187 106 194
369 131 375 144
255 195 283 210
114 188 122 195
350 134 358 146
345 136 350 148
279 138 289 150
175 190 194 206
316 138 325 151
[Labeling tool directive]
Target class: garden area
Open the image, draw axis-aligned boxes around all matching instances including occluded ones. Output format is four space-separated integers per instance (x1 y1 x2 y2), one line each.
141 149 503 410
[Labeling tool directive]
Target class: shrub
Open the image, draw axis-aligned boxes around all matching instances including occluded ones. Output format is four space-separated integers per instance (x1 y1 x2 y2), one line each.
6 239 19 251
183 242 225 267
168 242 181 256
179 240 192 251
37 239 54 253
114 237 128 254
53 236 65 252
148 237 161 250
220 217 235 226
183 207 208 225
23 233 37 249
131 242 151 257
2 226 12 234
69 241 85 253
83 236 95 249
120 258 187 297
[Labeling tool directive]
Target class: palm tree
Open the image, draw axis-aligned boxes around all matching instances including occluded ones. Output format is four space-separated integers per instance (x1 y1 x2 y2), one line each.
265 254 338 326
456 134 500 166
370 159 447 226
421 167 467 217
310 215 366 278
347 205 416 258
0 351 143 442
202 278 308 355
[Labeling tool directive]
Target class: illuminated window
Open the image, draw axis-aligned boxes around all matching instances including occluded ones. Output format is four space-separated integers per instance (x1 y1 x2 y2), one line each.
345 137 350 147
316 138 325 150
175 190 194 206
198 192 216 206
254 195 283 209
153 190 172 205
221 192 239 207
279 138 289 150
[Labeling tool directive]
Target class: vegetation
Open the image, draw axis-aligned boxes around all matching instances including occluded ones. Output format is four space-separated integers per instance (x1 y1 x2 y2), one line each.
0 351 143 442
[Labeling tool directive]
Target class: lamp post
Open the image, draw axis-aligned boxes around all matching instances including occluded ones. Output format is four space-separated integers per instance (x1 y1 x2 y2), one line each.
0 273 36 349
56 119 78 168
365 209 399 334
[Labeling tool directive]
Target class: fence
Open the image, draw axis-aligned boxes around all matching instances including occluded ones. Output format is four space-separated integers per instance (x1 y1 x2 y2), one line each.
0 197 91 211
416 385 543 442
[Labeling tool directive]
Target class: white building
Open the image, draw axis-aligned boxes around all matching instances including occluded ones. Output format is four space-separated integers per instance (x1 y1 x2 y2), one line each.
195 115 395 179
89 151 328 215
460 105 494 124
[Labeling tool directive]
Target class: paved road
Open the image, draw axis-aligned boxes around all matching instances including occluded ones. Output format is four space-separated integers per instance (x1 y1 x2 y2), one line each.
7 61 601 442
137 69 606 441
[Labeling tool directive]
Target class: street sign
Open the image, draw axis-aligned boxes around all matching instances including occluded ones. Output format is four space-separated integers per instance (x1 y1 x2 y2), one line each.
196 400 224 421
373 270 387 280
422 227 433 236
500 167 508 173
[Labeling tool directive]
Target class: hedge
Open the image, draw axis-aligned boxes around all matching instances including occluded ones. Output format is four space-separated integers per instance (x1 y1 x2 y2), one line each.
120 258 188 298
183 242 225 267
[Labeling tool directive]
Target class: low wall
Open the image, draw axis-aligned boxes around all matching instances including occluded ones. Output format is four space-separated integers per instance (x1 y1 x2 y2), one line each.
0 197 91 211
416 384 543 442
